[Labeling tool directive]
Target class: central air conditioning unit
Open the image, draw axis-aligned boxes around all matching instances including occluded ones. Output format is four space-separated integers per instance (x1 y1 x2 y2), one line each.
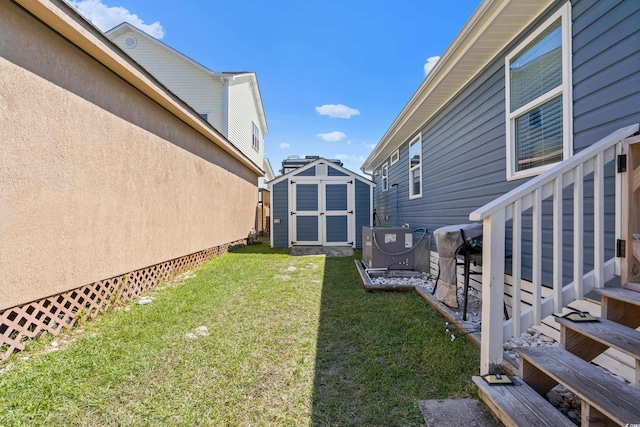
362 227 414 270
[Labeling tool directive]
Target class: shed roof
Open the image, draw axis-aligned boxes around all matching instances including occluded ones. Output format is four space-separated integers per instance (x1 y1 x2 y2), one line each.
270 158 375 187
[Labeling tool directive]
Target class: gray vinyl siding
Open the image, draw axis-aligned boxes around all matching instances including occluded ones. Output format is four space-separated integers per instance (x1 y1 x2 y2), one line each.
372 0 639 286
571 0 640 279
374 60 517 236
572 0 640 147
272 180 289 247
355 180 371 248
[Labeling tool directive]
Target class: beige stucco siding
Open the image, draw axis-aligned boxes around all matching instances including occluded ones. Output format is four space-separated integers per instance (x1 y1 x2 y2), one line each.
0 2 258 310
228 78 264 167
109 29 226 134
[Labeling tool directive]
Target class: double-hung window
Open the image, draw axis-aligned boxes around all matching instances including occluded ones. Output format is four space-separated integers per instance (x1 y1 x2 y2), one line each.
252 122 260 150
409 136 422 199
505 4 572 179
381 163 388 191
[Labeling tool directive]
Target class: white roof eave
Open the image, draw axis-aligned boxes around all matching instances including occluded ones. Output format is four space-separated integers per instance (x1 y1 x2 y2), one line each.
362 0 554 173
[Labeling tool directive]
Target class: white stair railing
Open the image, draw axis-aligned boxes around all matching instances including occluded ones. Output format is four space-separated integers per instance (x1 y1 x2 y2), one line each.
469 124 639 375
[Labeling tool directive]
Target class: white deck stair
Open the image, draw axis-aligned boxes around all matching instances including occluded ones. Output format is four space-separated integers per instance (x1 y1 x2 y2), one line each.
476 287 640 426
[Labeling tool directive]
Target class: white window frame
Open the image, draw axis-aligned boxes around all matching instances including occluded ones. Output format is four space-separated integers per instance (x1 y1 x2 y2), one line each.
381 163 389 192
252 122 260 151
409 135 422 199
390 149 399 165
505 3 572 180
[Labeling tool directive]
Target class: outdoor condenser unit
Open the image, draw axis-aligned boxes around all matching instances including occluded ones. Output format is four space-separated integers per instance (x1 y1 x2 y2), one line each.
362 227 414 270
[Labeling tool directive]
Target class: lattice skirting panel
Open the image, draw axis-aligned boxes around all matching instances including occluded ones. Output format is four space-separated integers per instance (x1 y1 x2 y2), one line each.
0 239 245 361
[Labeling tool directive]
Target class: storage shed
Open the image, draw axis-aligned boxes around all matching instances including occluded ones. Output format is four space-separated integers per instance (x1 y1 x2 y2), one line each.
270 159 374 249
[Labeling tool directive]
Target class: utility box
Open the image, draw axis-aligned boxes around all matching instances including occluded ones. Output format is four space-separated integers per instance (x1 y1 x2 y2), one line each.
362 227 414 270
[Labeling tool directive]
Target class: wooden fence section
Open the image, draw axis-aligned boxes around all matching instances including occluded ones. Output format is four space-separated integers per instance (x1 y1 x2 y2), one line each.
0 239 245 361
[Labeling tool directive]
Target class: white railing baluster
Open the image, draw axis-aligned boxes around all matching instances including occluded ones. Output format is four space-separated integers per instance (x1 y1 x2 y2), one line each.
480 208 506 375
532 188 542 325
469 124 639 375
574 163 584 299
511 200 522 337
553 176 563 312
594 152 605 288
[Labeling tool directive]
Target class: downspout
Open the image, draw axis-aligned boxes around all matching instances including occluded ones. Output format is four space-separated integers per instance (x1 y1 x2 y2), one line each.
391 183 399 227
221 76 229 138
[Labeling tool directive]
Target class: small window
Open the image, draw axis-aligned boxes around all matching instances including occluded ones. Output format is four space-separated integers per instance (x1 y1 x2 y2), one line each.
252 122 260 150
390 149 399 165
505 4 572 179
381 163 388 192
409 136 421 199
199 113 208 121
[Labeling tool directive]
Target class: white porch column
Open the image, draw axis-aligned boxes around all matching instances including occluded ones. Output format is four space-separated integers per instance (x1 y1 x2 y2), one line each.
480 209 506 375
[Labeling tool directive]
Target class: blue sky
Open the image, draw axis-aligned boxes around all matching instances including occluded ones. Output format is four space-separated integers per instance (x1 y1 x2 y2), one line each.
69 0 481 174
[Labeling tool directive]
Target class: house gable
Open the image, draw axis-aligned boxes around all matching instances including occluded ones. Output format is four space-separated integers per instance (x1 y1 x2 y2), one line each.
105 23 268 172
106 24 226 134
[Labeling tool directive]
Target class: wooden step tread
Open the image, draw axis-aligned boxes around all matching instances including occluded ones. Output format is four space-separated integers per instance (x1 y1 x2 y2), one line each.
473 376 574 427
594 287 640 306
516 346 640 425
555 316 640 360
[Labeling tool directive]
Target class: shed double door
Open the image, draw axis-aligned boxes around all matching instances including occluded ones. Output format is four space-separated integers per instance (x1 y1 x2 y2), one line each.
290 180 354 246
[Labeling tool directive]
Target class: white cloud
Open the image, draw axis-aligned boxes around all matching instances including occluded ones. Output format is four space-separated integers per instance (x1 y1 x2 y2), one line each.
424 56 440 76
335 154 367 163
317 131 346 142
279 143 291 149
69 0 165 38
315 104 360 119
364 143 377 150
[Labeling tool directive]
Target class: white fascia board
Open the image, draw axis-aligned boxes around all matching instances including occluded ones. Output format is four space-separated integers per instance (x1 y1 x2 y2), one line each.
222 73 268 134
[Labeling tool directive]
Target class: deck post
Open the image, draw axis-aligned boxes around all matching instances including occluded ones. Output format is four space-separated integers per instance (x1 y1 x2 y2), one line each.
480 209 506 375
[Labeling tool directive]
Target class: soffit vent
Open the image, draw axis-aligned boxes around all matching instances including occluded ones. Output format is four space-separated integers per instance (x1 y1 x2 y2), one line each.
124 36 137 49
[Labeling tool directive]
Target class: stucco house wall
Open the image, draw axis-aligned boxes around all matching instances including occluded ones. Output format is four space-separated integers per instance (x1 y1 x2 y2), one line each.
0 0 260 310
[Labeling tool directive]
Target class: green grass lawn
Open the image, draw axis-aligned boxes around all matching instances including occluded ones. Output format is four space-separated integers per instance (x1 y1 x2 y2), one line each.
0 242 479 426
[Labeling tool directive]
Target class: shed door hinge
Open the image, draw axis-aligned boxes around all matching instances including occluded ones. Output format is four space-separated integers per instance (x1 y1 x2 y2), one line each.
617 239 626 257
617 154 627 173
